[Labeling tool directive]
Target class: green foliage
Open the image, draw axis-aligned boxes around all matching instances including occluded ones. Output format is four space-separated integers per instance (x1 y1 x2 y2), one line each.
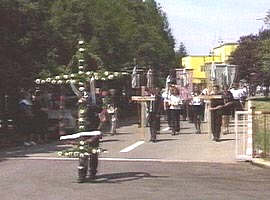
0 0 176 93
229 34 260 83
257 38 270 85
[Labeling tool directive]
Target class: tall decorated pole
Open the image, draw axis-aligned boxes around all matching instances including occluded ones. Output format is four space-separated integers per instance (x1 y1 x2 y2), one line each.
77 39 88 132
35 38 129 182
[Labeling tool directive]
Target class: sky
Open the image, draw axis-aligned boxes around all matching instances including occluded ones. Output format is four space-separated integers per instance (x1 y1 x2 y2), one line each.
155 0 270 55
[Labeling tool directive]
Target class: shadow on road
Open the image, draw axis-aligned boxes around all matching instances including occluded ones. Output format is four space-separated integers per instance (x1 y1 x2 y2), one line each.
217 138 235 142
82 172 167 184
156 138 179 143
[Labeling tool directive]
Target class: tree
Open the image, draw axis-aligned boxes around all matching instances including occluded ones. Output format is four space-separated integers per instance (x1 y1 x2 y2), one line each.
175 42 188 68
257 30 270 96
0 0 54 92
0 0 177 92
229 34 260 83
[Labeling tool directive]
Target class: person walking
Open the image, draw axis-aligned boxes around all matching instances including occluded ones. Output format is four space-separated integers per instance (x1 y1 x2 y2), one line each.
17 90 34 146
230 83 244 118
148 87 162 142
190 87 203 134
167 86 182 135
209 85 225 141
162 84 173 130
32 90 49 143
221 85 234 135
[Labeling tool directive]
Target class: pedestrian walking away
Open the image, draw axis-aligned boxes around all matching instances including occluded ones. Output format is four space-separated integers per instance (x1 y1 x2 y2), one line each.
148 87 162 142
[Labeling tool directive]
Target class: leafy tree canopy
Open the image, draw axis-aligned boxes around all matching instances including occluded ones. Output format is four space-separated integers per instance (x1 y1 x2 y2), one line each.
0 0 176 92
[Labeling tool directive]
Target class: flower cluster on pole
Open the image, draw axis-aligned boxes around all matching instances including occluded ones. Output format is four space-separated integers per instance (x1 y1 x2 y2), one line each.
35 71 128 85
57 140 102 158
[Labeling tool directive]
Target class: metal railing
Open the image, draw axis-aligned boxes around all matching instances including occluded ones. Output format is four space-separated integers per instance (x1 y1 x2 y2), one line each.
252 111 270 159
235 110 270 160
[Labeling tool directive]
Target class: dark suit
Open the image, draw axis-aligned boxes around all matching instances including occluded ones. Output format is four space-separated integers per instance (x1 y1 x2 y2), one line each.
148 94 162 142
210 95 224 141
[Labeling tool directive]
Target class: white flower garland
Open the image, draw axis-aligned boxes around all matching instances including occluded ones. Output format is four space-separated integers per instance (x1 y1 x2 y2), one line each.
35 71 128 85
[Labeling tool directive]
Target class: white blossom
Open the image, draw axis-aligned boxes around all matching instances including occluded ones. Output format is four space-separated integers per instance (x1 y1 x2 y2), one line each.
114 72 119 76
79 87 85 91
101 77 106 81
63 75 69 79
66 80 71 84
78 40 84 45
46 78 52 82
79 146 84 150
104 71 109 76
55 76 60 80
92 149 97 154
79 82 84 86
108 75 114 80
78 118 84 122
79 125 85 129
51 80 56 84
79 153 85 158
80 109 85 114
78 71 84 75
70 74 75 78
35 79 41 84
79 141 85 145
41 80 46 84
79 48 85 52
57 152 63 156
70 80 76 84
78 65 84 70
57 80 63 84
86 71 91 76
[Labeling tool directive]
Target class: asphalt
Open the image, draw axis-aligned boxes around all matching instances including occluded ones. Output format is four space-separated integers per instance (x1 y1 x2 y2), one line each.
0 116 269 167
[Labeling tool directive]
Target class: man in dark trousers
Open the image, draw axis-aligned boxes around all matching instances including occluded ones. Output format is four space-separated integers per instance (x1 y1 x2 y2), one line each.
148 87 162 143
209 85 224 142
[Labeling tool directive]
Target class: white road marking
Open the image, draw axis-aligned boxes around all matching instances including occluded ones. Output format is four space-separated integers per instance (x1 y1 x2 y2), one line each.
120 141 145 153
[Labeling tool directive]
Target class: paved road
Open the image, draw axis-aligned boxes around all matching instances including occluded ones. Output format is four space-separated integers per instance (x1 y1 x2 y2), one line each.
0 120 236 163
0 159 270 200
0 119 270 199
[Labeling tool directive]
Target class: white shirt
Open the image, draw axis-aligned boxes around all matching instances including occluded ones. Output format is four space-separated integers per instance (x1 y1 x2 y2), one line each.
168 95 182 110
230 88 242 100
191 96 202 106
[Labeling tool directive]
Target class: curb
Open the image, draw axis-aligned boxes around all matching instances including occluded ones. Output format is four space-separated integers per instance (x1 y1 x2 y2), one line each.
251 158 270 168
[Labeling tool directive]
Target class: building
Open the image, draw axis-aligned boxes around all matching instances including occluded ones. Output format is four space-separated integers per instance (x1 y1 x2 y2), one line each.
182 43 238 88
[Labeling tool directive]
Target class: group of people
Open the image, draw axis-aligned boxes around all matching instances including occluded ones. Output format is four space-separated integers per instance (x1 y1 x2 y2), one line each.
144 82 248 143
16 87 121 146
144 84 204 143
15 81 248 145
